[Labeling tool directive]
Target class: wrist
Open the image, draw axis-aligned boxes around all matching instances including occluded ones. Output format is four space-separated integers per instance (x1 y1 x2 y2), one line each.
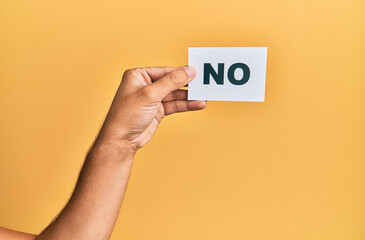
88 137 136 163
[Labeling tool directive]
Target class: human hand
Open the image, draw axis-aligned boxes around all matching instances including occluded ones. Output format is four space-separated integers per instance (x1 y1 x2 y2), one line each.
96 66 207 153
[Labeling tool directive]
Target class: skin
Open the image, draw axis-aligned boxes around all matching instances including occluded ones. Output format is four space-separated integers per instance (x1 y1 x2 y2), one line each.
0 66 206 240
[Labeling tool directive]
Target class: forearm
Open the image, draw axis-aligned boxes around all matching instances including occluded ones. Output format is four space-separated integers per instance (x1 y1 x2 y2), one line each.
36 139 135 240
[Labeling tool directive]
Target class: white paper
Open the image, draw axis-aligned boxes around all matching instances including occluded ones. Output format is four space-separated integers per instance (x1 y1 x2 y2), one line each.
188 47 267 102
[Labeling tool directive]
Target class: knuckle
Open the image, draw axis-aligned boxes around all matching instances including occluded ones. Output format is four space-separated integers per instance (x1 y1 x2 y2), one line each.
122 69 132 80
123 68 138 79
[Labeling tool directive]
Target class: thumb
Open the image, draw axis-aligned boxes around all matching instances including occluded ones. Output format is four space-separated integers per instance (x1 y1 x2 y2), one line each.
147 66 196 99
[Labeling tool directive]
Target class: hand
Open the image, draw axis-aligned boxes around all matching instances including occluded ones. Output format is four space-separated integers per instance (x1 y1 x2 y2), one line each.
97 66 207 153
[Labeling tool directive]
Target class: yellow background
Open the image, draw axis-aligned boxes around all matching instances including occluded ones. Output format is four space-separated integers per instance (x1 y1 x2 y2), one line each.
1 0 364 239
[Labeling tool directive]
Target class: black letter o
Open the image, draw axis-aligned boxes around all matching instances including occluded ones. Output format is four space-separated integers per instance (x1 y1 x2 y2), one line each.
227 63 250 85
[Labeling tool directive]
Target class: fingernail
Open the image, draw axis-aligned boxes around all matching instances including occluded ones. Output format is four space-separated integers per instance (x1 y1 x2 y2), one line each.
184 66 196 78
201 100 207 108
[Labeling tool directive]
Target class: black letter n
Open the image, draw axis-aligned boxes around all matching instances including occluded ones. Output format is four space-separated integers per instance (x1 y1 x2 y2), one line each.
203 63 224 85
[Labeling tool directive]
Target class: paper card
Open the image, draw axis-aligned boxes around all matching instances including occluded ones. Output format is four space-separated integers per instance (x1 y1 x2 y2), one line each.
188 47 267 102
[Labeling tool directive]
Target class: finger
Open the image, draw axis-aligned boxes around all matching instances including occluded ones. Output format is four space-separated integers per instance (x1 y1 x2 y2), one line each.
148 66 197 99
162 89 188 102
163 100 207 116
144 66 186 82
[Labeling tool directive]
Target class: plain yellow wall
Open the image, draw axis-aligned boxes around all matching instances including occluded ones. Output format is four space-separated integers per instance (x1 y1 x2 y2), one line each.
1 0 364 239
